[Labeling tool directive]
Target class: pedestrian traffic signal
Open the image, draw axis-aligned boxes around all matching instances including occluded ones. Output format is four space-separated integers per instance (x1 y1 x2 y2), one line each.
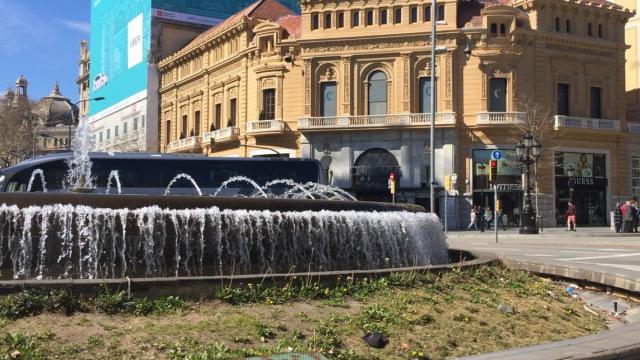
489 160 498 183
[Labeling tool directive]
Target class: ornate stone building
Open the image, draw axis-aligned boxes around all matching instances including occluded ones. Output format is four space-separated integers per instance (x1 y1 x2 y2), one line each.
158 0 637 227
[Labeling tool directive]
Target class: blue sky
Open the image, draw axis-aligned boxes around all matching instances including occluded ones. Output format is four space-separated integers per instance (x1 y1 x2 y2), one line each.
0 0 90 101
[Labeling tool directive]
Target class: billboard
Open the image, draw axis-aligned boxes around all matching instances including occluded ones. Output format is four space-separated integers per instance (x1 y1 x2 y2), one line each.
89 0 151 116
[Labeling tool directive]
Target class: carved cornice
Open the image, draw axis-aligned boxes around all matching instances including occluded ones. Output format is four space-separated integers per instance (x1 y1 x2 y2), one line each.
300 33 458 55
254 64 287 74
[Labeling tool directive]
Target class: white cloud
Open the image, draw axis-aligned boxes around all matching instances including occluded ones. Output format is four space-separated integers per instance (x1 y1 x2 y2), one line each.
59 19 90 34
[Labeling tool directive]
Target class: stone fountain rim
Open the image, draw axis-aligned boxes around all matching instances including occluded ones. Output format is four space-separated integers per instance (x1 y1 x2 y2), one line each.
0 192 426 213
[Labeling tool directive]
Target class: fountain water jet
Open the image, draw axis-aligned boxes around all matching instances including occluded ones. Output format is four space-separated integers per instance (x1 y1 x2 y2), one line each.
213 176 268 198
164 174 203 196
105 170 122 194
26 169 47 193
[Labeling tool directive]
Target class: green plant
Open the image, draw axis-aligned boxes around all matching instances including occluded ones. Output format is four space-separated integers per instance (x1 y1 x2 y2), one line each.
94 291 127 315
0 290 81 320
0 332 54 360
255 323 276 342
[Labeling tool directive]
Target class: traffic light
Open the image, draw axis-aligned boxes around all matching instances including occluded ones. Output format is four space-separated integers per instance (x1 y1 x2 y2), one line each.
489 160 498 184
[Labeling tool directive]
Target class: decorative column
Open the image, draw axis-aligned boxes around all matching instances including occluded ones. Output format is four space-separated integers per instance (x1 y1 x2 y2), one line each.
304 59 312 115
401 53 411 112
341 56 352 115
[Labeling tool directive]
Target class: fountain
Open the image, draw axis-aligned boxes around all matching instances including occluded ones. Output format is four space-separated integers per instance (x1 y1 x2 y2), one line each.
0 116 448 280
26 169 47 193
105 170 121 195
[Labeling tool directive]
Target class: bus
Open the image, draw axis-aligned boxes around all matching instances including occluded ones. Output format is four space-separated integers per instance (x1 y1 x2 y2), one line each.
0 153 324 196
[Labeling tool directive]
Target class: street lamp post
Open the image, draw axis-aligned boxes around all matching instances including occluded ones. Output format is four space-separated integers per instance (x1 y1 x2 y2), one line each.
516 133 542 234
429 0 437 213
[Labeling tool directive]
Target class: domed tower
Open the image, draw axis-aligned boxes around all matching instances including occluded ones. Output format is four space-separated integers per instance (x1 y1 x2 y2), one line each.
12 74 29 107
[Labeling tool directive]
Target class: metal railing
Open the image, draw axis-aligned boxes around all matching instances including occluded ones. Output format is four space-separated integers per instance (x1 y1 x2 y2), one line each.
297 112 456 130
476 112 527 125
202 126 240 144
167 136 202 152
246 120 286 134
628 122 640 134
553 115 620 131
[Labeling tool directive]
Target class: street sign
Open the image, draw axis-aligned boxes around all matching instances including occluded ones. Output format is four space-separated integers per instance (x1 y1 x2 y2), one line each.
491 150 503 160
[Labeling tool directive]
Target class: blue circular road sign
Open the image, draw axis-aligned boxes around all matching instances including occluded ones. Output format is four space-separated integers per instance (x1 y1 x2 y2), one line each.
491 150 503 160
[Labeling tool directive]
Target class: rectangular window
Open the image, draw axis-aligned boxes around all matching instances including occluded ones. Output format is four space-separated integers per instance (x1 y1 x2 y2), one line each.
394 8 402 24
324 13 331 29
263 89 276 120
488 78 507 112
588 23 592 36
590 87 602 119
215 103 222 130
366 10 373 25
320 82 337 117
312 14 319 30
380 9 387 25
106 129 111 140
598 24 603 38
141 115 145 127
166 121 171 145
114 125 119 137
632 155 640 195
557 83 570 116
99 132 103 142
133 118 138 130
419 78 432 113
229 98 237 126
437 5 445 21
123 122 128 134
337 12 344 28
424 6 431 22
352 11 360 27
410 7 418 23
194 110 201 136
181 115 187 138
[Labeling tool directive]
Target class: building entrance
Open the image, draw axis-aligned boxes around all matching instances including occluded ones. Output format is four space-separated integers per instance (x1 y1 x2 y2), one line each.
555 177 608 226
351 148 401 202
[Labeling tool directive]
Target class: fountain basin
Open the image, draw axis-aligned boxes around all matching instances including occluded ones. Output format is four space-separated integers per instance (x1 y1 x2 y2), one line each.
0 193 447 280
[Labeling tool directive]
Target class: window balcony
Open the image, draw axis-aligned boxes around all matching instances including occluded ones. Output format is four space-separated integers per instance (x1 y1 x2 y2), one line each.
202 126 240 145
628 122 640 134
166 136 202 153
246 119 286 135
553 115 620 132
297 112 456 131
476 112 527 125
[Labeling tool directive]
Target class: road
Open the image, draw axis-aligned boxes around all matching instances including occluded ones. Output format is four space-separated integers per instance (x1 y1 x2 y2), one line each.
446 227 640 291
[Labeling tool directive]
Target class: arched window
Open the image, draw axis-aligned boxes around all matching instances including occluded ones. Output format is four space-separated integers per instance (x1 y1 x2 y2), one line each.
368 71 387 115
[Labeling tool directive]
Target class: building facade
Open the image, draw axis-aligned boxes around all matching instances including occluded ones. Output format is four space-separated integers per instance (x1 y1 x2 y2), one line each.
158 0 637 227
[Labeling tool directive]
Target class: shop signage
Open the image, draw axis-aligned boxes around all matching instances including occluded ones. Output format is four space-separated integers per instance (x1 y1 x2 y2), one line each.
557 176 608 187
495 184 522 191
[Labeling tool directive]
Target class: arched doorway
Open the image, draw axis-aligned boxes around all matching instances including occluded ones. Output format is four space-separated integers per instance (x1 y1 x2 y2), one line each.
351 148 401 202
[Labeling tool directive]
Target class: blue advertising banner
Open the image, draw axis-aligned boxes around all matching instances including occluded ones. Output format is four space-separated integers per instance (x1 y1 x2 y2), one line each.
89 0 151 115
152 0 299 19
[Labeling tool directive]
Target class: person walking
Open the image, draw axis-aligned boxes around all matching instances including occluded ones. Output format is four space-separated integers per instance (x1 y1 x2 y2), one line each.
485 207 493 230
478 206 486 232
632 201 639 233
614 203 623 233
496 207 507 230
467 206 478 231
566 201 577 231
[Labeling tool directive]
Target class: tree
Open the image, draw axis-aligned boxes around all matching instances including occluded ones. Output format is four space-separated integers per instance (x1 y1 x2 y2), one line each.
0 95 36 168
514 96 564 223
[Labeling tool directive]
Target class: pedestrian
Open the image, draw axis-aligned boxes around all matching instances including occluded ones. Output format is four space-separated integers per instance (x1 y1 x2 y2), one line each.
467 206 478 231
622 201 633 233
566 201 577 231
614 203 622 233
632 201 639 233
478 206 486 232
497 207 507 230
485 207 493 230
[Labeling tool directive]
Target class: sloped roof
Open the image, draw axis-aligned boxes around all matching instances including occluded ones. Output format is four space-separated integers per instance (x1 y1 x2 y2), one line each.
180 0 293 54
276 14 302 39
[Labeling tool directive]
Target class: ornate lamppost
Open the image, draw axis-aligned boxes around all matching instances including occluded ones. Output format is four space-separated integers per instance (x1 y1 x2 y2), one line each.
516 133 542 234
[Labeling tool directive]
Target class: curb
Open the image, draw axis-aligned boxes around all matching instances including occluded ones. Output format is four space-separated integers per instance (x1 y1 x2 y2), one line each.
457 255 640 359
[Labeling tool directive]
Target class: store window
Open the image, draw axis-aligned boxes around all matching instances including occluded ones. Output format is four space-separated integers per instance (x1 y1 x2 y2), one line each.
555 152 608 226
472 149 522 226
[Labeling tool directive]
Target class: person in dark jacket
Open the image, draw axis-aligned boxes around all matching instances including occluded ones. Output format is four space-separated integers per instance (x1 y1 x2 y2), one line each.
632 201 639 233
614 203 622 233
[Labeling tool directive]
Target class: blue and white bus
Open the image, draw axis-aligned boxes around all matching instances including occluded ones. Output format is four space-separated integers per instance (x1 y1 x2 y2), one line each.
0 153 323 196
